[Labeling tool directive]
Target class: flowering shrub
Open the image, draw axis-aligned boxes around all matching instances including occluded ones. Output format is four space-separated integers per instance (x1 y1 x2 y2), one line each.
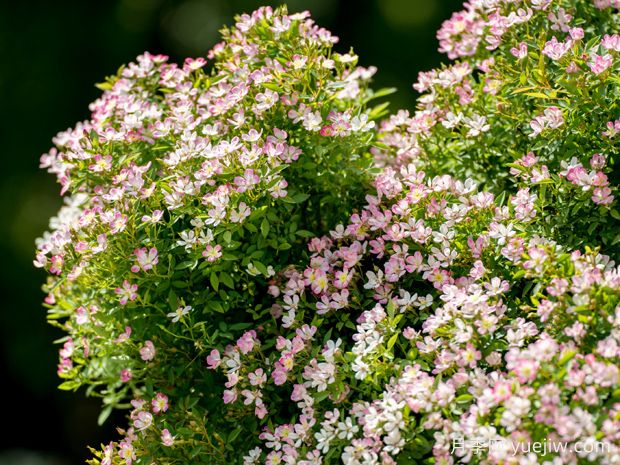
374 0 620 256
250 167 620 464
34 1 620 465
34 5 386 456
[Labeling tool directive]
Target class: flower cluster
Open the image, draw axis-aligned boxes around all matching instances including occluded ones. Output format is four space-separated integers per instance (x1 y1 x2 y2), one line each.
374 0 620 256
36 4 386 412
246 168 620 464
35 2 620 465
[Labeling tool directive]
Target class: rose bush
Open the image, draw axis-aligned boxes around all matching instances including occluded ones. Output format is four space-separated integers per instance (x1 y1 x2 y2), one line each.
34 1 620 465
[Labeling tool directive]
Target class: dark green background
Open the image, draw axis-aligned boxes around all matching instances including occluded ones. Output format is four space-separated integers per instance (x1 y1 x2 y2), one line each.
0 0 460 463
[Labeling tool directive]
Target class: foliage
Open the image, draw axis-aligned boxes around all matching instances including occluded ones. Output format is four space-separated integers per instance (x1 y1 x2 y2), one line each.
35 6 385 461
33 1 620 465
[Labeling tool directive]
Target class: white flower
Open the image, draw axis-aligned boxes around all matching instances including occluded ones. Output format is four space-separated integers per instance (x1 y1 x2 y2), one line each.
350 114 375 132
336 53 357 63
133 411 153 431
463 114 490 137
177 230 197 251
441 111 463 129
337 417 359 440
322 339 342 362
489 222 515 245
416 294 434 309
364 269 384 289
246 263 261 276
167 305 192 323
302 111 322 131
314 428 336 454
352 358 370 380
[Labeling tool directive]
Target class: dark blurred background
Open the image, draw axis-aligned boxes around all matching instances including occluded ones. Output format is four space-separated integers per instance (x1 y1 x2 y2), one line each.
0 0 460 463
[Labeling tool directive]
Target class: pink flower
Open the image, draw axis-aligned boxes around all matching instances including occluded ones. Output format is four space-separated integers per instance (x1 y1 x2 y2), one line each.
603 118 620 137
115 280 138 305
546 278 568 296
88 154 112 172
272 367 288 385
118 441 136 465
133 411 153 431
248 368 267 386
57 358 72 375
601 34 620 51
237 330 257 354
152 392 169 413
255 401 268 419
49 255 64 275
234 169 260 192
523 247 547 272
542 36 571 61
183 57 207 71
269 179 288 198
140 340 156 361
403 327 418 340
548 7 572 31
457 343 482 368
206 349 221 369
319 124 335 137
569 27 584 40
333 268 352 289
161 429 175 447
223 389 237 404
590 153 607 170
202 244 222 262
115 326 132 343
131 247 158 273
141 210 163 223
167 305 192 323
588 53 613 74
513 359 539 383
101 442 114 465
75 306 89 325
544 106 564 129
289 54 307 69
592 187 614 205
529 115 546 137
510 42 528 59
120 369 132 383
492 381 513 402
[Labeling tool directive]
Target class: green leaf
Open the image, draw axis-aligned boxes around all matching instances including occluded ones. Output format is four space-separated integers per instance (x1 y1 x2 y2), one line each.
283 192 310 204
208 300 225 313
365 87 396 103
455 394 473 403
261 218 270 237
175 260 197 270
210 273 219 291
95 81 113 91
368 101 391 119
523 91 554 99
262 82 283 92
253 261 268 275
58 380 81 391
167 289 178 310
227 426 242 443
220 272 234 289
97 406 113 426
